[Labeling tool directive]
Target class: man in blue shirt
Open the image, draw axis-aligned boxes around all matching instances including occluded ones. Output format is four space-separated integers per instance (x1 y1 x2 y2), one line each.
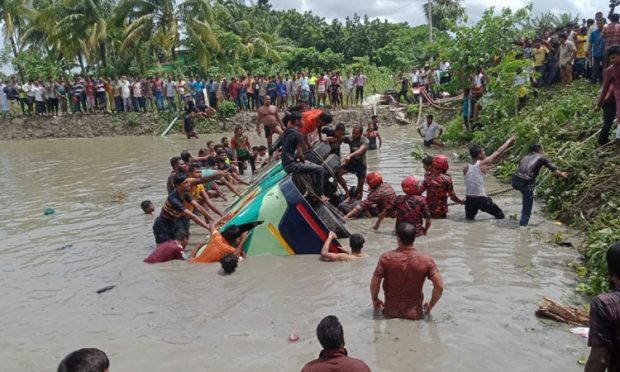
589 18 606 84
193 77 205 103
207 79 217 108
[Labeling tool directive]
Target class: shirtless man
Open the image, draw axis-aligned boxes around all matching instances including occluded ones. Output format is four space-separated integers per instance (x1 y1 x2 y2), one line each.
256 95 283 155
320 231 367 262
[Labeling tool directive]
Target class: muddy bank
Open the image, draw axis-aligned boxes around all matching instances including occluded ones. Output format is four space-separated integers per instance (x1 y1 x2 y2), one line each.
0 106 411 141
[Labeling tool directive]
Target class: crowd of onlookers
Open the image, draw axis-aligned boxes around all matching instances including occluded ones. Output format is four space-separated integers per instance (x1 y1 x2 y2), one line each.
0 71 372 117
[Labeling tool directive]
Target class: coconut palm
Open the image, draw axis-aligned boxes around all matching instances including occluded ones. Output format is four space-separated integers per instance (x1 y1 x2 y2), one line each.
555 12 580 28
59 0 114 69
219 1 291 61
422 0 465 31
0 0 31 77
530 12 559 31
115 0 221 68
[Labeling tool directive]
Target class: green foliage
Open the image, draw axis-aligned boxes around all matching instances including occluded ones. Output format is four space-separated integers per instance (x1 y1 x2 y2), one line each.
577 221 620 295
10 49 62 79
217 100 237 119
444 77 619 296
286 47 344 73
446 5 535 87
3 0 448 77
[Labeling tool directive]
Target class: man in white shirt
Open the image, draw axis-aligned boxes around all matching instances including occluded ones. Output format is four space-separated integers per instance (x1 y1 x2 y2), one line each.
120 76 131 112
417 114 443 147
165 77 177 111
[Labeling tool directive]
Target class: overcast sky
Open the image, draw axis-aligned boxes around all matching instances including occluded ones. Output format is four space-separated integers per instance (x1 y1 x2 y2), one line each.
268 0 605 25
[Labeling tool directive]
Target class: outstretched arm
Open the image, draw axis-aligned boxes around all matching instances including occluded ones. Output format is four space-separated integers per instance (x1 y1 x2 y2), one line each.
344 205 362 219
482 134 517 167
182 209 210 231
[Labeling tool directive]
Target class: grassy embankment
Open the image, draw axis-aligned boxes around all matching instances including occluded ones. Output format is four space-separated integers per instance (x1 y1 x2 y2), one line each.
441 81 620 296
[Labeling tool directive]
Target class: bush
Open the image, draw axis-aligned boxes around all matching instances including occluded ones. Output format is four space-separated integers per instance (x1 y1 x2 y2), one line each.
217 101 238 119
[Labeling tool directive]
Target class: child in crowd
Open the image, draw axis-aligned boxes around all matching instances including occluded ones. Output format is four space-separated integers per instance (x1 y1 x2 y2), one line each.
140 200 155 214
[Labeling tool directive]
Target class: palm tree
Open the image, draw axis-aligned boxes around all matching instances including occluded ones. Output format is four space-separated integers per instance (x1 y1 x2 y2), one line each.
219 1 291 61
0 0 31 78
555 12 580 28
422 0 465 31
59 0 114 70
115 0 221 68
530 12 558 31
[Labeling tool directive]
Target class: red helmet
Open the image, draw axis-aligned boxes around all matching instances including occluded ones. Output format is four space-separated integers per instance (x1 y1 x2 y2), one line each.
433 155 449 172
366 172 383 189
401 176 424 195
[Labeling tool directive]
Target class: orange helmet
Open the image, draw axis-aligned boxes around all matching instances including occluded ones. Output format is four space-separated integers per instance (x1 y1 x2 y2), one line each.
433 155 449 172
366 172 383 189
401 176 424 195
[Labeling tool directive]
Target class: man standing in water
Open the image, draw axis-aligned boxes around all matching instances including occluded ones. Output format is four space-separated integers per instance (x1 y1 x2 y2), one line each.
463 135 516 220
152 173 214 244
370 223 444 320
511 144 568 226
256 95 283 155
337 124 369 199
585 242 620 372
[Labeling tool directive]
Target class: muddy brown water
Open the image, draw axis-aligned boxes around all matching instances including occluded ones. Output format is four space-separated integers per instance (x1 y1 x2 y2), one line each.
0 128 588 371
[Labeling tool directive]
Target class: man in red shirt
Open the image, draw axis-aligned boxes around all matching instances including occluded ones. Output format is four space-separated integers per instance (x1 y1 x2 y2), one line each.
374 176 431 236
301 315 370 372
585 241 620 372
370 222 444 320
144 229 188 264
344 172 396 218
424 155 464 218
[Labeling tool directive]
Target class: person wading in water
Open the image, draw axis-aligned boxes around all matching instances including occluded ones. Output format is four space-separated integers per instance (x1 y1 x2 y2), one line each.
511 143 568 226
256 95 283 157
463 135 516 221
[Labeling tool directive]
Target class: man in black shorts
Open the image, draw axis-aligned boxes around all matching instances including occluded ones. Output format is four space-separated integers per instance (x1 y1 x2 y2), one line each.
337 124 369 199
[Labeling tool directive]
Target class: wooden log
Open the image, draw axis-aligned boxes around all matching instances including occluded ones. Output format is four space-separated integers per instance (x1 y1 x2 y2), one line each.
536 297 589 326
